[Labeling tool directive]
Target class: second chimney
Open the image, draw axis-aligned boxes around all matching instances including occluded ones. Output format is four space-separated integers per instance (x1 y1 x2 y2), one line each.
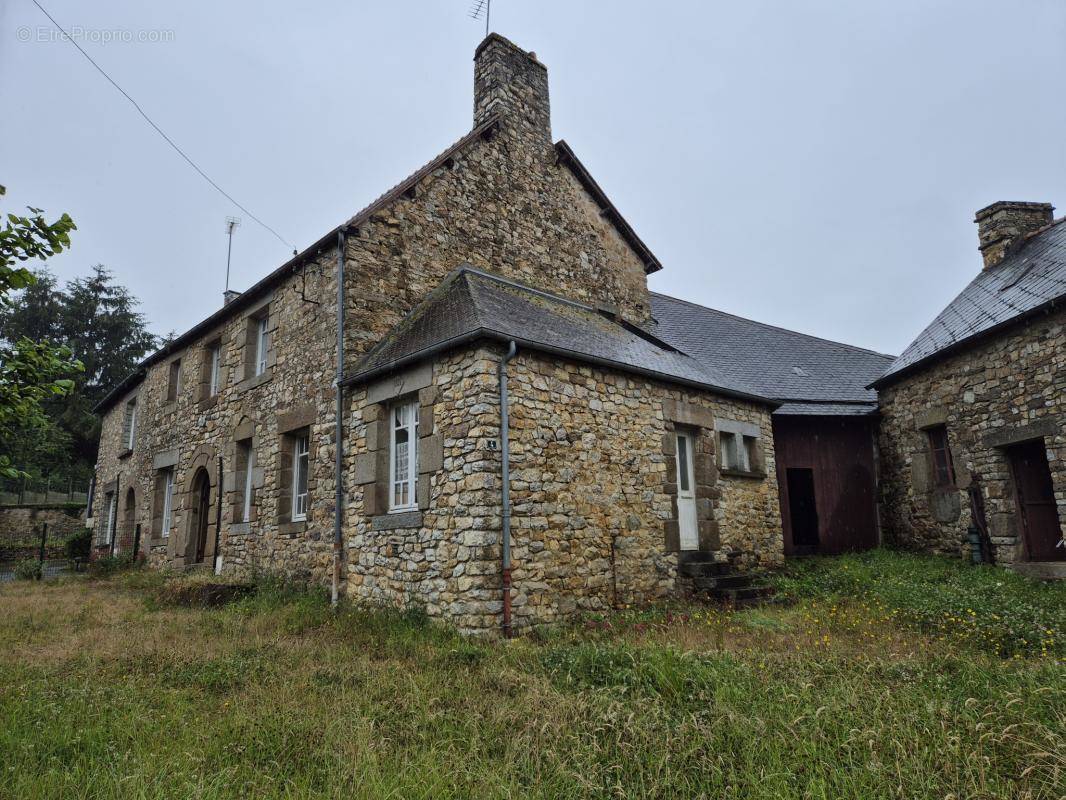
974 201 1054 270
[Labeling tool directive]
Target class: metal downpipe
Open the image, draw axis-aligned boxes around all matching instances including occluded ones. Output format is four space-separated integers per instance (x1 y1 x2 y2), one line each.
332 229 346 608
499 340 517 638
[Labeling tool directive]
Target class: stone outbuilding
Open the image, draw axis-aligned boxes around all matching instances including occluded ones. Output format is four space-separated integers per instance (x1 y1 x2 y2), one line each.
873 202 1066 572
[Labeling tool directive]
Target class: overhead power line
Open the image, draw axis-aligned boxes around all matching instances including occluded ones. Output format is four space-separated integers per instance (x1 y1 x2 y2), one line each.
28 0 296 252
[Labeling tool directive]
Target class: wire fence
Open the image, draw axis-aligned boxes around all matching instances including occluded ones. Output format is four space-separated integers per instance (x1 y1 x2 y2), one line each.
0 518 90 583
0 475 89 507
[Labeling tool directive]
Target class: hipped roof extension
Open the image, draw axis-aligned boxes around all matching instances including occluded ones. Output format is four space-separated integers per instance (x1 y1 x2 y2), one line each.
342 266 774 406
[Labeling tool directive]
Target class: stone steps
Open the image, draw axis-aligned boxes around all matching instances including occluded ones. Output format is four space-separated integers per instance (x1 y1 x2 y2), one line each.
679 554 778 608
1009 561 1066 581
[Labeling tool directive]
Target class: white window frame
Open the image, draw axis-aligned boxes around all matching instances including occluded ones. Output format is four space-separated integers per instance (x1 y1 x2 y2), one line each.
389 400 419 512
291 433 309 522
104 492 117 544
124 399 138 450
254 316 269 376
241 441 255 523
161 469 174 537
208 344 221 396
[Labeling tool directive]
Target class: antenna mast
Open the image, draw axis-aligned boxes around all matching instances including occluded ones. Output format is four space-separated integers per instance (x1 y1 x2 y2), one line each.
469 0 491 37
224 216 241 293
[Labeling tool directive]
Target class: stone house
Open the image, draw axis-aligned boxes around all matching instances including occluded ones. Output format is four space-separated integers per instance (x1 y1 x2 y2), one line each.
873 202 1066 572
90 34 983 636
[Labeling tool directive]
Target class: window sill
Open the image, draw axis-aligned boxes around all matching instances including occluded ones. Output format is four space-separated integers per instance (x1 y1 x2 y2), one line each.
278 520 306 536
117 449 133 460
719 468 766 480
372 511 423 531
241 370 273 392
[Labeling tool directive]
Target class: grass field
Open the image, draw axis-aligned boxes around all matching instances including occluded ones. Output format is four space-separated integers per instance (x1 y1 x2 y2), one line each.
0 551 1063 799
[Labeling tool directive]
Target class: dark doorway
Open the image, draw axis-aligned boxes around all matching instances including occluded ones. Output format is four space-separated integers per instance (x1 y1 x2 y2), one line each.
191 469 211 565
1006 440 1064 562
786 468 820 554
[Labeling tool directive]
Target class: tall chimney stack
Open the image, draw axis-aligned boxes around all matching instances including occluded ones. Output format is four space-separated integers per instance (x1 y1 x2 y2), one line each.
473 34 551 143
974 201 1054 270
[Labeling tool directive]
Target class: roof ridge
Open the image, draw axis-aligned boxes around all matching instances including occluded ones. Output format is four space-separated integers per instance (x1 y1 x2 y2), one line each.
650 291 896 360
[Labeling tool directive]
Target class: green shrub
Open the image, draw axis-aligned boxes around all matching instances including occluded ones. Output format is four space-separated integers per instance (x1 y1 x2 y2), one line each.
13 559 42 581
88 553 134 577
64 530 92 561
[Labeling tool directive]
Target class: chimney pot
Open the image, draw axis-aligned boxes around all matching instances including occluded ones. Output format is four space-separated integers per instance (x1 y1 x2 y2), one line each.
974 201 1054 270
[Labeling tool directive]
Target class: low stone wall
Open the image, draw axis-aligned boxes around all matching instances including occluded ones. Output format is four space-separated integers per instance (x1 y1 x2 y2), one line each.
0 505 85 560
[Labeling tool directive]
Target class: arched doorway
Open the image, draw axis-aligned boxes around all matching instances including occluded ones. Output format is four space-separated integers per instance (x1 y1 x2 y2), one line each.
187 468 212 565
121 488 136 555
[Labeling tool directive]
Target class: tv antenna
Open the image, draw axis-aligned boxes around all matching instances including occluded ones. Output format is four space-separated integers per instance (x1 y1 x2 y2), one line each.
469 0 491 37
224 216 241 293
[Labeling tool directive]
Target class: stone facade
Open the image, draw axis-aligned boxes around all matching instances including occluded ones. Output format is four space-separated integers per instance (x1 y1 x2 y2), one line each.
877 306 1066 563
89 34 785 633
343 345 780 635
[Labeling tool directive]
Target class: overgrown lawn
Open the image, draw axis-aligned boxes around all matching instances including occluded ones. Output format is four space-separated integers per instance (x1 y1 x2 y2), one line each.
0 552 1062 799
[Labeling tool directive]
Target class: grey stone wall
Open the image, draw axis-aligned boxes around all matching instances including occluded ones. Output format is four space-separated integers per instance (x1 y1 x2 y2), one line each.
342 344 782 635
878 306 1066 562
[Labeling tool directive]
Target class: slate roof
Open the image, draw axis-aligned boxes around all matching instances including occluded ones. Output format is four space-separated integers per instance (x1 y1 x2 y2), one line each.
343 267 772 404
649 293 895 415
774 402 880 416
873 218 1066 387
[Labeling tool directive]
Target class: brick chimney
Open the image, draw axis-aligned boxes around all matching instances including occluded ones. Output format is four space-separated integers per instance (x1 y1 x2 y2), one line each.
473 34 551 143
974 201 1054 270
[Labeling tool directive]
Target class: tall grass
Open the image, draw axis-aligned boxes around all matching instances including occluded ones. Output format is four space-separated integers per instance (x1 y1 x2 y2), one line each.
772 549 1066 658
0 554 1062 799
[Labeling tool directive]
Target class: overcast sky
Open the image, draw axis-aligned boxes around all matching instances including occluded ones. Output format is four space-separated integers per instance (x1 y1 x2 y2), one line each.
3 0 1064 355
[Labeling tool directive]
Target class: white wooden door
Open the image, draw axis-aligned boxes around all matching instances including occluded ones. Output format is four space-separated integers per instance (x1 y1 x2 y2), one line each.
675 432 698 550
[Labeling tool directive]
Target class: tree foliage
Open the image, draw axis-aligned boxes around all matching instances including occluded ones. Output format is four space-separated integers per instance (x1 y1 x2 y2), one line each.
0 264 159 480
0 185 82 480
